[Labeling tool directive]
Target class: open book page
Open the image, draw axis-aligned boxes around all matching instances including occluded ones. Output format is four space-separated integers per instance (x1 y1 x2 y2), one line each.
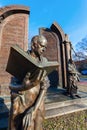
6 45 59 81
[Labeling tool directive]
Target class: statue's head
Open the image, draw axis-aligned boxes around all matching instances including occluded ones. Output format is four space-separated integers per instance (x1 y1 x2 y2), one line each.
31 35 47 55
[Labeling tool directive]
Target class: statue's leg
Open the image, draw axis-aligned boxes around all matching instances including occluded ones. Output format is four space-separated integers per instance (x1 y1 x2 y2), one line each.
8 94 24 130
71 76 78 95
34 101 45 130
67 79 72 95
8 94 17 130
8 104 17 130
34 109 43 130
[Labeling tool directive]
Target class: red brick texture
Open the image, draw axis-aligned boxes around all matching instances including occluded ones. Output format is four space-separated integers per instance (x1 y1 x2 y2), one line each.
0 5 30 95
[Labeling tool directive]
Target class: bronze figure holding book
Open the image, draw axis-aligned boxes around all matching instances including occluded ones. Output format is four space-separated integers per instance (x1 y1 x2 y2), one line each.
7 35 58 130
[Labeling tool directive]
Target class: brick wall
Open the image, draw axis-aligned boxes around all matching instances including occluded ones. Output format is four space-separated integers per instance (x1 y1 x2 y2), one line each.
0 5 30 95
40 28 59 61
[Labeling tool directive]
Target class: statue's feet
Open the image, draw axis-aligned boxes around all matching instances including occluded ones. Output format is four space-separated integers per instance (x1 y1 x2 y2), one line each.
75 94 81 98
70 94 81 99
70 94 77 99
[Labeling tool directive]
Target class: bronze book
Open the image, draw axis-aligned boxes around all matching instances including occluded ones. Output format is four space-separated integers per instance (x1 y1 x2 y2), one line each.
6 45 59 82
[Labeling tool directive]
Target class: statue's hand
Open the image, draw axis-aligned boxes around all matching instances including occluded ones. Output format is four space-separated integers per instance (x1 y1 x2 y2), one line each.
22 69 48 89
28 69 46 86
24 72 31 80
22 72 31 89
40 76 50 90
22 70 41 90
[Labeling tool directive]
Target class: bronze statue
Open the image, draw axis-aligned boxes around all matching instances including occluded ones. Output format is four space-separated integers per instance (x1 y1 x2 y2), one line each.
67 59 80 98
8 35 50 130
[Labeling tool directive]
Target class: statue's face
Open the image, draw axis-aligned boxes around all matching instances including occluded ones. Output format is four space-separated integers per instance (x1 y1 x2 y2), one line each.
37 42 47 55
31 35 47 56
33 41 47 56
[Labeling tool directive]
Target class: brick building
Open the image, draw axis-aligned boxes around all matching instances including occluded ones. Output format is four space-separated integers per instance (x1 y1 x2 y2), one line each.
0 5 30 95
75 59 87 71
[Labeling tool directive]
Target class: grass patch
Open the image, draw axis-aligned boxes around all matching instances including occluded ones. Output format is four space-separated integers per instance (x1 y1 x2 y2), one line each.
43 110 87 130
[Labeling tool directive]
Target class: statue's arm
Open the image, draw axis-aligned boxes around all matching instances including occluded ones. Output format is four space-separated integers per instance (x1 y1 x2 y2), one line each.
9 69 48 91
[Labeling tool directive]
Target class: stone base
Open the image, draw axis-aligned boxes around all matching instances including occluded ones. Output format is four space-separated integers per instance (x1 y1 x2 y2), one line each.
45 87 87 119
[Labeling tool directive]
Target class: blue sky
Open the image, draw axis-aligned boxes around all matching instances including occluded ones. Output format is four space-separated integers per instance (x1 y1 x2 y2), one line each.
0 0 87 47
